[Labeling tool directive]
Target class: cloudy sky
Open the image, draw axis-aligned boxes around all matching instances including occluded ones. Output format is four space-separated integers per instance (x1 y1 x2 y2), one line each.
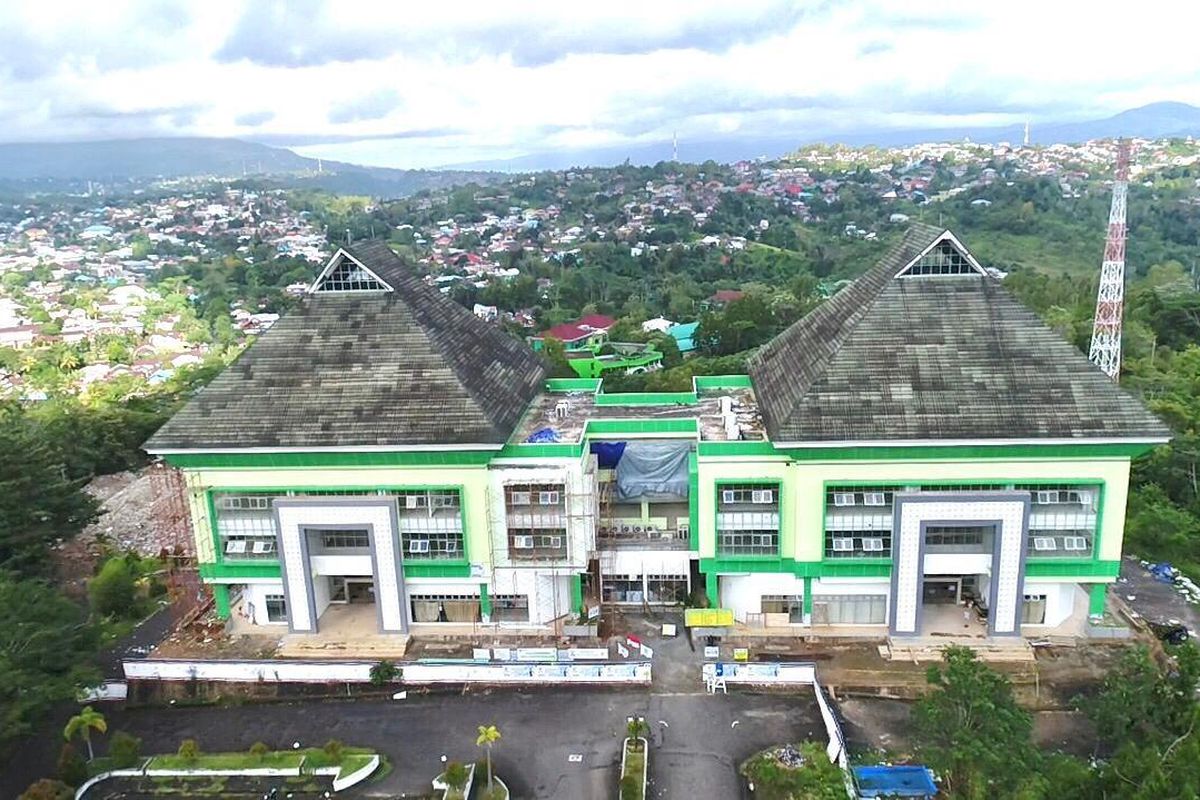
2 0 1198 168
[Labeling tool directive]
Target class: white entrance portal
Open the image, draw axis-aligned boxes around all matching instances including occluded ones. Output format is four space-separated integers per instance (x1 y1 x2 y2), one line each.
890 493 1030 637
274 498 407 634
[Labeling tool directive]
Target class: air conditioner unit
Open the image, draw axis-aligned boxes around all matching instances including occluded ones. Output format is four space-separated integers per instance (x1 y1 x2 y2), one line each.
539 491 560 505
513 535 534 549
633 525 643 534
1036 491 1060 505
722 490 737 504
251 540 275 555
863 492 885 507
863 537 885 552
409 539 430 553
832 537 854 552
1033 536 1057 551
833 492 855 507
225 539 247 555
677 523 690 539
511 491 531 506
1064 536 1088 551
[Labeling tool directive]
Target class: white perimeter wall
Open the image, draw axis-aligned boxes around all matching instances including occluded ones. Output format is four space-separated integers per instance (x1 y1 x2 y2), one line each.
241 582 287 626
1023 581 1079 628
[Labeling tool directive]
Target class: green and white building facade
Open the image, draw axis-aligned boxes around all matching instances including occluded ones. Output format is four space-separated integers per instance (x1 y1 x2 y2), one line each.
147 227 1169 639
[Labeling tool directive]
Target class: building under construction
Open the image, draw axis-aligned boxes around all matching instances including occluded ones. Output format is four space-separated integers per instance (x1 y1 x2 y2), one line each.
144 229 1168 644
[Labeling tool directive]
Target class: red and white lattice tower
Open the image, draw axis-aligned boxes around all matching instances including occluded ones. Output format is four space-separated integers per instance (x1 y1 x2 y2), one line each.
1087 140 1131 380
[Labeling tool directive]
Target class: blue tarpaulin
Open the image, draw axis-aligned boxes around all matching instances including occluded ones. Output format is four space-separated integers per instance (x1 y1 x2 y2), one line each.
525 427 560 444
590 441 627 469
1150 562 1177 583
853 766 938 798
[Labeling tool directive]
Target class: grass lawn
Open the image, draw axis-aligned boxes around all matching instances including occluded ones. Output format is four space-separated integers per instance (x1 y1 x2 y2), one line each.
146 746 377 777
620 740 646 800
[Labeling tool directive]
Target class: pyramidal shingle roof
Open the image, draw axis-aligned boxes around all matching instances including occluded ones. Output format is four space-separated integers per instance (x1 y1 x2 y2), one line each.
145 242 547 451
748 224 1171 445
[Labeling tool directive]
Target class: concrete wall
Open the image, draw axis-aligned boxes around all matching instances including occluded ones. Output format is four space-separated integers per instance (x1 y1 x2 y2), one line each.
487 457 595 571
241 582 287 626
720 573 806 622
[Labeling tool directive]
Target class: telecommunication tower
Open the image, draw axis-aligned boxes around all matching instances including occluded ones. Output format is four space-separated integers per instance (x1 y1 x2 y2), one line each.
1087 140 1131 380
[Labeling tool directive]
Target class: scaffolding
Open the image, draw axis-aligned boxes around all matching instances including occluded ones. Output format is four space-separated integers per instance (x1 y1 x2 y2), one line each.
148 459 206 627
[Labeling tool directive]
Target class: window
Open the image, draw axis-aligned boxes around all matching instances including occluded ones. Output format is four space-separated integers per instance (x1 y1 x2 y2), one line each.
410 594 481 623
1064 536 1089 552
507 529 568 559
505 483 567 559
833 492 856 507
1033 537 1057 551
214 492 278 541
646 575 688 604
490 594 530 622
313 257 389 292
812 595 886 625
863 492 886 507
225 539 247 555
398 489 464 560
319 529 370 549
264 594 287 623
252 540 276 555
761 594 804 623
717 483 780 556
897 239 981 277
1036 490 1060 505
825 530 893 559
603 578 644 603
1022 595 1047 625
924 526 990 552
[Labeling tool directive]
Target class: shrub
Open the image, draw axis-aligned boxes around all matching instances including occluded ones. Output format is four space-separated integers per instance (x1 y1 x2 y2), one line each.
19 779 73 800
109 731 142 768
445 761 470 790
177 738 200 761
88 557 137 617
369 659 399 685
249 741 269 761
323 739 344 762
56 744 87 788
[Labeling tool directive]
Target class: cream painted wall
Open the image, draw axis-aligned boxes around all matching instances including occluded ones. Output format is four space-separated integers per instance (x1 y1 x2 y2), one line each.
186 465 494 567
697 456 1132 562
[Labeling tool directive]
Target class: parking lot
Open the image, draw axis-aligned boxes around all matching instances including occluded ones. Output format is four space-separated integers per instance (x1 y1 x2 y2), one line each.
55 687 823 799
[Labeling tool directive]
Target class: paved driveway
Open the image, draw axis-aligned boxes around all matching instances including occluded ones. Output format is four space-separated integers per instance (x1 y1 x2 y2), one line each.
67 688 821 799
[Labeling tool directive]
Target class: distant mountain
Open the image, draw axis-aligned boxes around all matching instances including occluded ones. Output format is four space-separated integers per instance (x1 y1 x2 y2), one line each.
0 137 498 197
445 102 1200 171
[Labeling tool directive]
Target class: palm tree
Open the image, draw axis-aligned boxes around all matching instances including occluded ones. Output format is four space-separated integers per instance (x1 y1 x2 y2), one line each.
475 724 502 792
64 706 107 761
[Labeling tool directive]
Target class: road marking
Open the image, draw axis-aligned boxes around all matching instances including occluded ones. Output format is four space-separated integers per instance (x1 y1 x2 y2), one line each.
658 720 669 728
731 720 740 728
568 754 583 762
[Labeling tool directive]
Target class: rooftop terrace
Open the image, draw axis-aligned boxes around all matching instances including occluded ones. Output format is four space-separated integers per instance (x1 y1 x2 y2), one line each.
512 376 765 444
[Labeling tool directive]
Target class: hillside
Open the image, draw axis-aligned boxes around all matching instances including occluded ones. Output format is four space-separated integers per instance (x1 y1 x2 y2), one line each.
0 137 499 197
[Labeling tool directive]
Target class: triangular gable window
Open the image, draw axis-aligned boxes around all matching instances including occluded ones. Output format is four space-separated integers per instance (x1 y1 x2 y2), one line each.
310 252 391 293
896 234 987 278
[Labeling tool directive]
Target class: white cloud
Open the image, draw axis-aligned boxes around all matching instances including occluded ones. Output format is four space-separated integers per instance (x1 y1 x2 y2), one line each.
0 0 1196 167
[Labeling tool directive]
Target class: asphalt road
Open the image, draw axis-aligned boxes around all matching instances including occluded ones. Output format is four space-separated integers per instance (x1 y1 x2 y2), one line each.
52 688 822 800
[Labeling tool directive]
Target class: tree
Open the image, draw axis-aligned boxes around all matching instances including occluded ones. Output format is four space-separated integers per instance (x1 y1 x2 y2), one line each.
1087 644 1200 751
444 761 469 792
18 779 72 800
540 337 576 378
476 723 502 793
911 646 1039 799
88 557 137 618
0 577 99 743
323 739 344 762
56 743 87 787
109 730 142 768
63 706 107 762
249 741 270 761
177 738 200 761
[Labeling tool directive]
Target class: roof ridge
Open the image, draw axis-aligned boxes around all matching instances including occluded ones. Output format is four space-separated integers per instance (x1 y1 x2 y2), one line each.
749 224 945 436
342 241 547 439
